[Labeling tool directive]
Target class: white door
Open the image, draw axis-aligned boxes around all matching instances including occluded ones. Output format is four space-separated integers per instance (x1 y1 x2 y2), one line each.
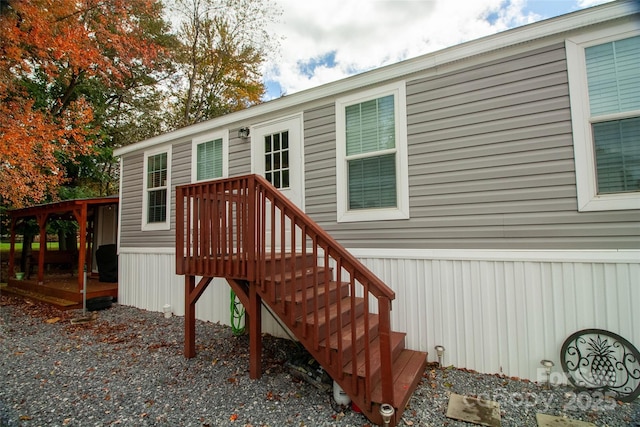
252 115 305 250
252 114 304 209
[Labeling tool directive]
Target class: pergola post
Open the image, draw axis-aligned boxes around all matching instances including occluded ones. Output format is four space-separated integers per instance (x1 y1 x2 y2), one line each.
8 217 16 278
36 213 47 285
73 204 88 292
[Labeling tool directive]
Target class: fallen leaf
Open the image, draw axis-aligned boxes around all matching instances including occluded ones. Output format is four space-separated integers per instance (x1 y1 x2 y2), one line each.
229 413 238 421
46 317 61 324
19 415 32 421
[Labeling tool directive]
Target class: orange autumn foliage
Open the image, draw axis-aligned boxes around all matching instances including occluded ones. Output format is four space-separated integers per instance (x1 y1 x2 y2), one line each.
0 0 169 207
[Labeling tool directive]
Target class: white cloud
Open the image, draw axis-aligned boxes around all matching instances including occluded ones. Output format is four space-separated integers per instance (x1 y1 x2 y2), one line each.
576 0 613 7
261 0 618 99
262 0 558 97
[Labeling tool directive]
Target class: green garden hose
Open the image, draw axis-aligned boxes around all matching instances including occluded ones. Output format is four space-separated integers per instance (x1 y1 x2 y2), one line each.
230 290 246 335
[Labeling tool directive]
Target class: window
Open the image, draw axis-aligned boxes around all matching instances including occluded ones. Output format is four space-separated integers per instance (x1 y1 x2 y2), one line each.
336 82 409 222
191 132 228 182
264 130 290 189
142 146 171 230
567 24 640 211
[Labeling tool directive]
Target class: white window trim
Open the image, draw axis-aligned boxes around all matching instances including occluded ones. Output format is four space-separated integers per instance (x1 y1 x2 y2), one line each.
190 130 229 182
335 81 410 223
566 22 640 212
142 145 172 231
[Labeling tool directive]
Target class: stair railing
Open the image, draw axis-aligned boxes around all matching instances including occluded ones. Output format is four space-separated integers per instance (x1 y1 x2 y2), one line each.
176 174 397 408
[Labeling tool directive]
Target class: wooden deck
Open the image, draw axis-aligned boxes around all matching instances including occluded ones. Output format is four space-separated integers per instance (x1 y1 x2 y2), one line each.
1 274 117 310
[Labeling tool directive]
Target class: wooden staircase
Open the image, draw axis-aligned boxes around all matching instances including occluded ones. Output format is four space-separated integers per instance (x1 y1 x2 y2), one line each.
176 175 427 426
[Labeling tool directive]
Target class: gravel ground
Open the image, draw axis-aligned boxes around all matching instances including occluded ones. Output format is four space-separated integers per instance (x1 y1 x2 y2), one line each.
1 293 638 427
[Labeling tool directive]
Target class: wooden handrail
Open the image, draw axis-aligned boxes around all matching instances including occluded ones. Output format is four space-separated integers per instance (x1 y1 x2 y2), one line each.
176 174 397 408
252 175 395 300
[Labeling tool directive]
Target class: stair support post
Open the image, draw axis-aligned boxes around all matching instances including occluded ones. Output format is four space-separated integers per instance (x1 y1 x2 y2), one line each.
379 297 394 407
249 280 262 379
184 275 196 358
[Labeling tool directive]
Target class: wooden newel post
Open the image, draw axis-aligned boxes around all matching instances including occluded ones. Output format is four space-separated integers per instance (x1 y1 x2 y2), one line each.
247 175 256 282
379 297 394 407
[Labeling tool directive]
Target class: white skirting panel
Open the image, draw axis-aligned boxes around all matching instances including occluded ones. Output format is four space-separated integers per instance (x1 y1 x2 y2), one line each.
117 249 290 338
117 247 639 381
351 249 640 381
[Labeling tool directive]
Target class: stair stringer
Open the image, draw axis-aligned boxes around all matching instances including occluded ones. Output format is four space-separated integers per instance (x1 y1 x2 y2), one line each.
249 257 427 427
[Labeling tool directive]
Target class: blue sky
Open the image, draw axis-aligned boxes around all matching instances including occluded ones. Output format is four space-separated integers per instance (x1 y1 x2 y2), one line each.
262 0 615 99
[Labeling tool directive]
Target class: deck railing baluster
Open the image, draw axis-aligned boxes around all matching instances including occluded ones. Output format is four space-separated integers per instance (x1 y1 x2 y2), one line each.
175 187 183 275
300 225 308 339
289 215 296 325
335 258 343 377
312 237 319 350
279 204 286 313
350 274 358 393
270 196 276 302
323 248 331 366
364 282 371 402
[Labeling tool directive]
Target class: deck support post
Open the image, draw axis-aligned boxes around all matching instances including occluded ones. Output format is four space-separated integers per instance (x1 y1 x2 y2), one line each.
249 281 262 379
185 275 196 358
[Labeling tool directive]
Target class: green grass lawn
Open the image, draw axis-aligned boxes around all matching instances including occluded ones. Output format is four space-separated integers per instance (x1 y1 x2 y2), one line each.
0 242 60 252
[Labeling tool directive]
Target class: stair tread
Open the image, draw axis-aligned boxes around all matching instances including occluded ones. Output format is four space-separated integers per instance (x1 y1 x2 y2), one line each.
264 266 330 283
319 313 379 349
283 281 347 303
343 331 406 377
370 349 427 406
304 296 363 325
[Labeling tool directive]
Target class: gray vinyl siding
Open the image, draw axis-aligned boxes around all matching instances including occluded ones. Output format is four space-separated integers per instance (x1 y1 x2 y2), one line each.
304 42 640 250
229 129 252 176
119 152 143 247
304 105 338 218
120 141 191 248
